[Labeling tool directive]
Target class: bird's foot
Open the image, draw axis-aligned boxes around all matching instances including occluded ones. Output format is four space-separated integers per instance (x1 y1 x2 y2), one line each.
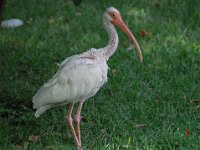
77 144 83 150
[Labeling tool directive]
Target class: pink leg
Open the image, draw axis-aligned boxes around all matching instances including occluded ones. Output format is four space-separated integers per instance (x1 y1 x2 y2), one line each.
75 101 84 147
66 103 81 150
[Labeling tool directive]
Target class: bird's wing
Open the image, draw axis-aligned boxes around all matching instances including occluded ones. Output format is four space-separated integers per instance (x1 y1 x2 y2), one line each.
59 48 97 68
33 52 107 109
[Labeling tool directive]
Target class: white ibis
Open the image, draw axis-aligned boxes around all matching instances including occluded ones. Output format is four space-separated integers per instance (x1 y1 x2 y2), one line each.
33 7 142 150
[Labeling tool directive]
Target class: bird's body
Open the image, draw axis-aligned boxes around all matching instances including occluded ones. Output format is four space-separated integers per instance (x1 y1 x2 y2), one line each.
33 7 142 150
33 48 108 117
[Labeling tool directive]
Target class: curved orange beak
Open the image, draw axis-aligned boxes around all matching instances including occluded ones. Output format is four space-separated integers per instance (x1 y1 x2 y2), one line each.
112 15 143 63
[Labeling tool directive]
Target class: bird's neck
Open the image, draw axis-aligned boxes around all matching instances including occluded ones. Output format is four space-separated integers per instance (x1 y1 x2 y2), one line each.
102 21 119 59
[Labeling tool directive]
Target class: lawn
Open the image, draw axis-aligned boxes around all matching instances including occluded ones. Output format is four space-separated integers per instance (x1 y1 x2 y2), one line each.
0 0 200 149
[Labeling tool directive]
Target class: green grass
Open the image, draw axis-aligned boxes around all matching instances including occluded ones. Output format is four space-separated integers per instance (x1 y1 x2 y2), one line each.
0 0 200 149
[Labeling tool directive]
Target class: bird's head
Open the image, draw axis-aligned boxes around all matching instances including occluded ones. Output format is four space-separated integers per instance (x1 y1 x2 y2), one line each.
104 7 143 63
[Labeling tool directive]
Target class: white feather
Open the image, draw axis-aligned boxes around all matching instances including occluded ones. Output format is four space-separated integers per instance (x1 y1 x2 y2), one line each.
32 49 108 117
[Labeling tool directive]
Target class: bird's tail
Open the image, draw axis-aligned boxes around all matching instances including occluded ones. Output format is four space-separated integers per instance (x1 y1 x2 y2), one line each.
32 86 54 118
34 105 52 118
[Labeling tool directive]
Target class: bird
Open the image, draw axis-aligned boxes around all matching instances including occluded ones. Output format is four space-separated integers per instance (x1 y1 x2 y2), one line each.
33 7 143 150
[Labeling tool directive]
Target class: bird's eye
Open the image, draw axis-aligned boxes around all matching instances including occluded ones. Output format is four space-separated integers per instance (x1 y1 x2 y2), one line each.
112 14 115 17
